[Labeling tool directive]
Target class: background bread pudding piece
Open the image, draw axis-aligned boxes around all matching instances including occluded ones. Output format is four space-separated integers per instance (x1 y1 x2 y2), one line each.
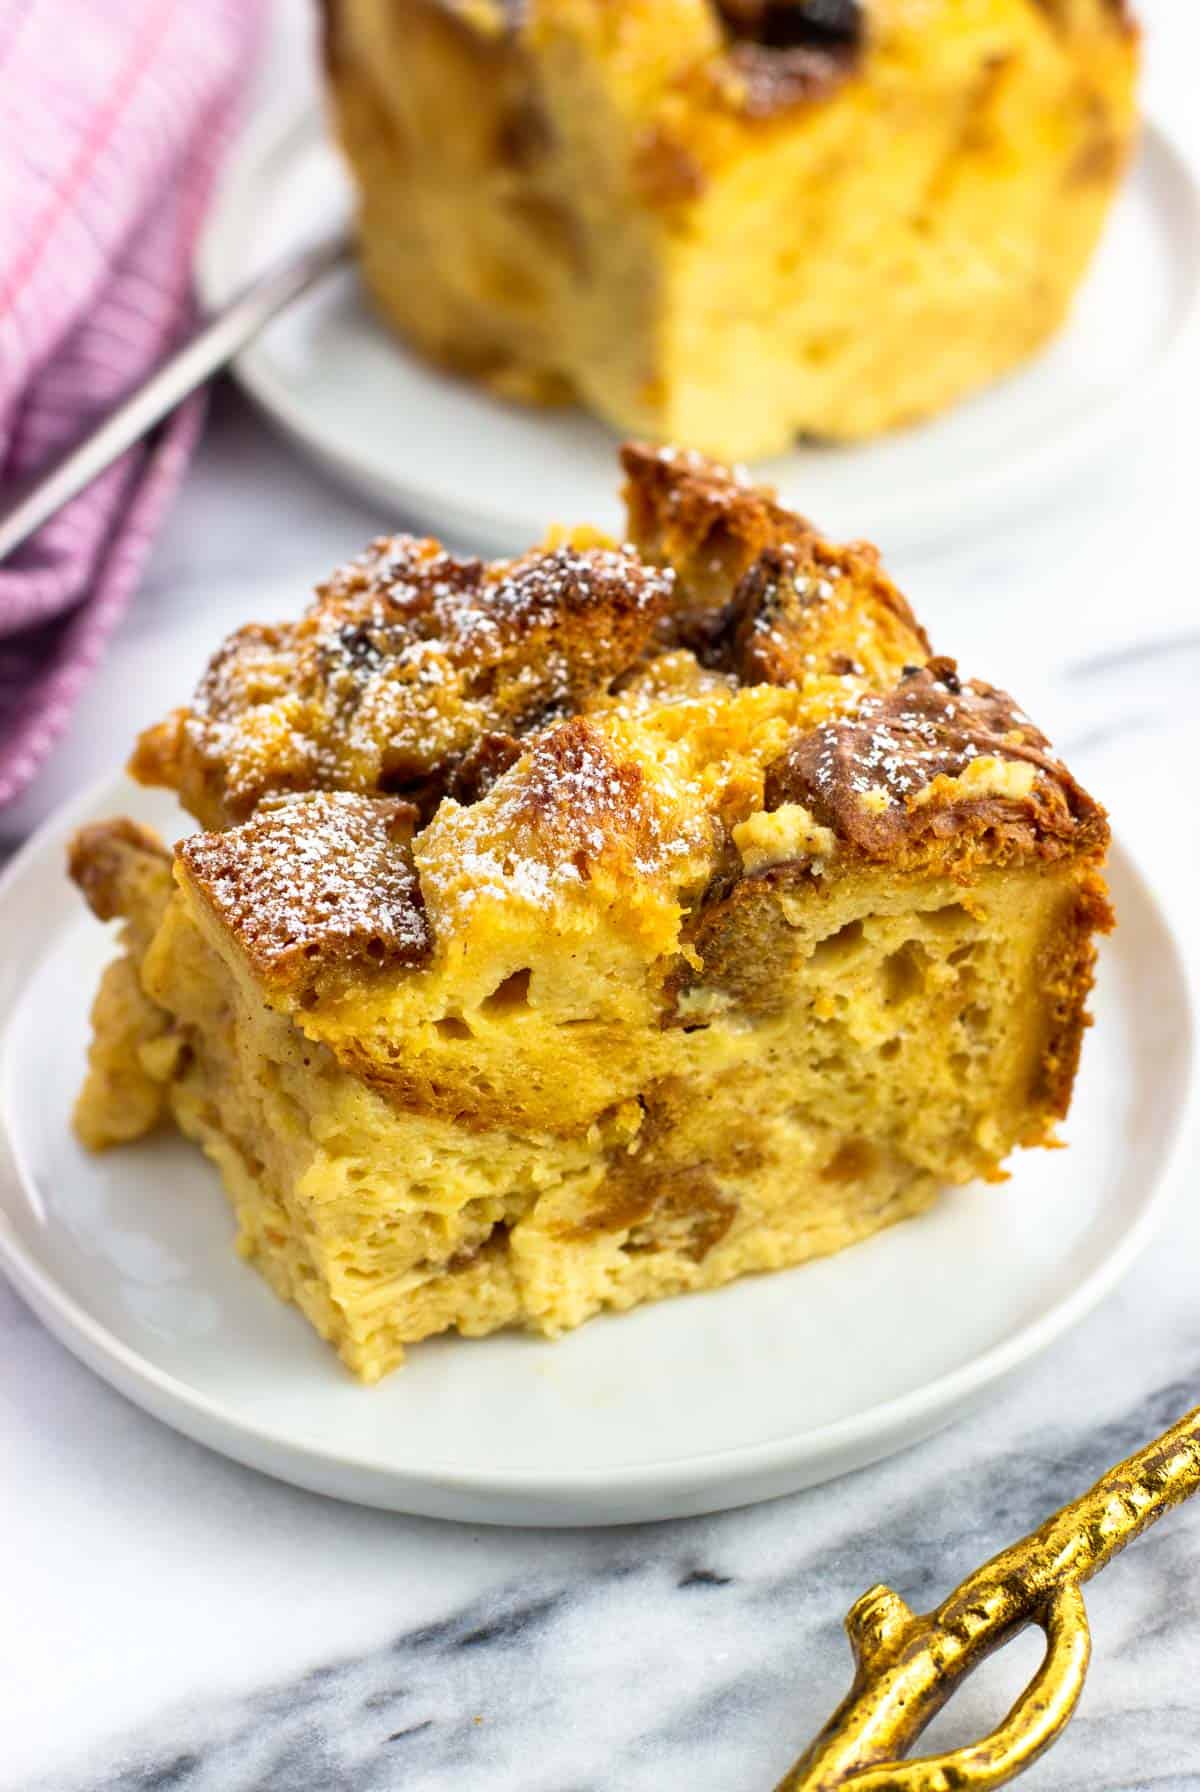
320 0 1139 459
73 446 1112 1381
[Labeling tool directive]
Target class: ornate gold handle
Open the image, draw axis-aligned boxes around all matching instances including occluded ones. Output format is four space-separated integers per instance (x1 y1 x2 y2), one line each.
778 1405 1200 1790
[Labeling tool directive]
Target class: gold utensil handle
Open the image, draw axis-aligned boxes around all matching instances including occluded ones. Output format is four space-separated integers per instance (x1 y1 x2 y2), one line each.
779 1405 1200 1790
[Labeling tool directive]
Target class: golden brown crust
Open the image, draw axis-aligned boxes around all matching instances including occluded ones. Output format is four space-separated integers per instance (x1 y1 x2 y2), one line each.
621 440 815 604
445 729 525 804
119 447 1111 1071
127 451 1111 1037
178 793 431 1000
702 542 929 689
68 819 170 923
763 658 1109 871
621 441 931 685
1031 870 1115 1121
132 537 676 830
133 443 936 849
68 819 176 963
503 715 666 881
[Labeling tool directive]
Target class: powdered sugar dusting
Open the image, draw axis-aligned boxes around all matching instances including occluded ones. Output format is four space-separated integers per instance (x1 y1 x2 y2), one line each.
766 661 1072 857
807 691 955 805
420 717 694 924
181 791 431 989
180 536 679 826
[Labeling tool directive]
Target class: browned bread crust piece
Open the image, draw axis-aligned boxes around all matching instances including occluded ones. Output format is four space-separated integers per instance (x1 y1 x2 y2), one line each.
130 445 932 833
179 793 431 1000
119 441 1109 1041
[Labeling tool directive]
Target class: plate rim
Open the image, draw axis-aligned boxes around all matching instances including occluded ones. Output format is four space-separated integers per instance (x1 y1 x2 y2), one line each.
196 103 1200 554
0 772 1194 1520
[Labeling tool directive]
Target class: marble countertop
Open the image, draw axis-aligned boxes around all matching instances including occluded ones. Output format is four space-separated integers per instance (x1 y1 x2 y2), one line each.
5 5 1200 1787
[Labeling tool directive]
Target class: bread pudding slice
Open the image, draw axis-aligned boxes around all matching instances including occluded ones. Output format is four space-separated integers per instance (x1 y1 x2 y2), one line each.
71 446 1111 1381
322 0 1138 458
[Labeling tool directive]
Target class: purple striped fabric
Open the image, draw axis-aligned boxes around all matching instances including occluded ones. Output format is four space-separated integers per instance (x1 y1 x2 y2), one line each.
0 0 265 807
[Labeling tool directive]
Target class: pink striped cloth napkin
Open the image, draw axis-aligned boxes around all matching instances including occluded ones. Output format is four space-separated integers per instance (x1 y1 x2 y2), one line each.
0 0 265 809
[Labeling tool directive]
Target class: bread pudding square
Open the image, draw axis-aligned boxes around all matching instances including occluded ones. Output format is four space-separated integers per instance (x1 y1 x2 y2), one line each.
321 0 1139 458
71 446 1111 1381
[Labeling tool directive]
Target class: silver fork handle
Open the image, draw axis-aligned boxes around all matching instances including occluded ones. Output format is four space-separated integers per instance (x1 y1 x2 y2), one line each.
0 230 352 565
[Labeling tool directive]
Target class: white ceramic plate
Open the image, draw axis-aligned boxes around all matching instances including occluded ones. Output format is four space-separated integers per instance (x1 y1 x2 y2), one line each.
198 107 1200 556
0 776 1192 1524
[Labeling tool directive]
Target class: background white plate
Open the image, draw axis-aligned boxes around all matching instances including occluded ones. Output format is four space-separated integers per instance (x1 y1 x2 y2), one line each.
198 108 1200 556
0 777 1192 1525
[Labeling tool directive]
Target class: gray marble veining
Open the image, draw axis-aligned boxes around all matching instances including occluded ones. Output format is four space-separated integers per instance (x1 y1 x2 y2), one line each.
20 1366 1200 1791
